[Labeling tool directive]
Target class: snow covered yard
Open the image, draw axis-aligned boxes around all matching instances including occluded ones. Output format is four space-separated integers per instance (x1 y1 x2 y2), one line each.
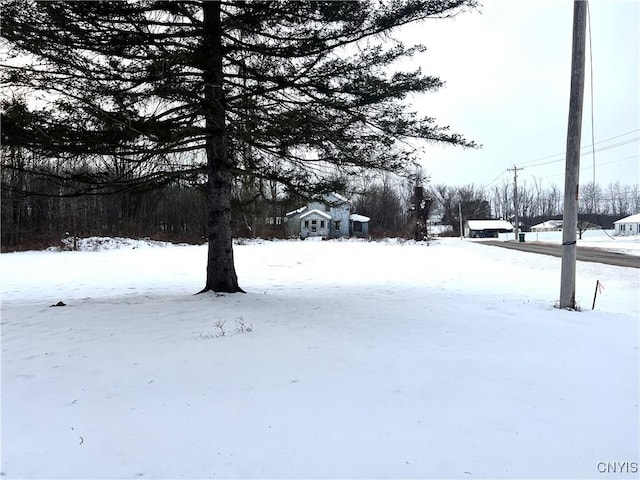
1 238 638 479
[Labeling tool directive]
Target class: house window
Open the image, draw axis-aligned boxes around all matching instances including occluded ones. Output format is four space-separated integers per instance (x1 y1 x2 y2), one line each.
320 220 325 228
334 221 341 230
304 220 309 228
312 219 317 225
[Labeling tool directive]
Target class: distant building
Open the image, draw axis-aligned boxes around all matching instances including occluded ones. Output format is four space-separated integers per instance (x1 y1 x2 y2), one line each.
530 220 563 232
464 220 514 238
613 213 640 236
285 193 370 239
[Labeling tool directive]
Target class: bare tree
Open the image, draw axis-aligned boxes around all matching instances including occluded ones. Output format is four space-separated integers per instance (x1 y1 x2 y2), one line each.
580 181 603 215
490 180 512 220
630 184 640 214
353 172 404 236
607 181 630 217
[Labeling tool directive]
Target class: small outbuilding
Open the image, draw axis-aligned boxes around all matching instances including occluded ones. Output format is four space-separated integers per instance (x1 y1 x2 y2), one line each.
465 220 514 238
613 213 640 236
349 214 370 237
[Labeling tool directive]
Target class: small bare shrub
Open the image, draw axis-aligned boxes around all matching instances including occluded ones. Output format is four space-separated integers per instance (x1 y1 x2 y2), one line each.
195 317 252 340
235 317 253 334
213 319 226 337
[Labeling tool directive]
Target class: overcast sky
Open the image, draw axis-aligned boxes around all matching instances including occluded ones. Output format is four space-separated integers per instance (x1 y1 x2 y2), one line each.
401 0 639 191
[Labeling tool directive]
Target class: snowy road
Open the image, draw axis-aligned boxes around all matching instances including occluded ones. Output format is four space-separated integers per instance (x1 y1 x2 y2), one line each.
481 240 640 268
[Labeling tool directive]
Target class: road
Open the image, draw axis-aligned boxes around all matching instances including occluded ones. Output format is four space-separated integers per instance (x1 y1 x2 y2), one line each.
480 241 640 269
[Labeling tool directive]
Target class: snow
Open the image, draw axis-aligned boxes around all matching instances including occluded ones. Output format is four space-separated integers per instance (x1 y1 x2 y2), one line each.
614 213 640 224
2 237 639 479
330 192 350 203
52 236 186 252
299 208 332 220
349 213 371 222
530 220 563 231
285 206 307 217
467 219 514 231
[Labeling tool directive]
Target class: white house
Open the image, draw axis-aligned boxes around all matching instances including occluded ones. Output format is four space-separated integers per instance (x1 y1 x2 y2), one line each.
285 193 370 239
613 213 640 236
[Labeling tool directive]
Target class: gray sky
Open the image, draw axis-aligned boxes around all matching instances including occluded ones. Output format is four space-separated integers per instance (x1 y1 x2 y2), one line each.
403 0 639 190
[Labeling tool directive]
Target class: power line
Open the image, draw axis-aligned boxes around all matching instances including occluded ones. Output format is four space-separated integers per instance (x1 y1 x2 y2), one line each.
518 137 639 169
483 169 509 188
481 140 637 187
486 153 638 183
583 154 640 168
537 154 640 180
516 128 640 167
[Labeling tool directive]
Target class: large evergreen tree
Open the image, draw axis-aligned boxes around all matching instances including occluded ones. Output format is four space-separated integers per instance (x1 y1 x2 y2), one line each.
1 0 477 292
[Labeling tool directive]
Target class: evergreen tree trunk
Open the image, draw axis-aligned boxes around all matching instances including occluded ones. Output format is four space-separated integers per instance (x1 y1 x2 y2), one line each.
201 1 243 293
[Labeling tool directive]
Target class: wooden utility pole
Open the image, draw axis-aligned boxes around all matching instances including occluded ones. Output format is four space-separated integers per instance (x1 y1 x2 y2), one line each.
508 166 523 241
560 0 588 309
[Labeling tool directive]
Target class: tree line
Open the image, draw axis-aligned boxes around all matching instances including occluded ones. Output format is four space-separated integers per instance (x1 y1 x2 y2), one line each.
359 177 639 237
0 151 423 250
3 148 636 252
434 179 639 236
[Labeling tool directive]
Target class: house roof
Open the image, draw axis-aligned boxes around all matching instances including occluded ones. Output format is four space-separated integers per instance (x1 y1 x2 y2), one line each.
531 220 563 229
286 192 349 217
299 209 332 220
614 213 640 224
349 214 370 222
329 192 349 204
467 220 514 231
285 206 307 217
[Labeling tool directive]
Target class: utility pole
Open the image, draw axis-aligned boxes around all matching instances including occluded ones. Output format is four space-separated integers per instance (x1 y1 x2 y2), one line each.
560 0 587 309
458 202 463 239
508 165 523 241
